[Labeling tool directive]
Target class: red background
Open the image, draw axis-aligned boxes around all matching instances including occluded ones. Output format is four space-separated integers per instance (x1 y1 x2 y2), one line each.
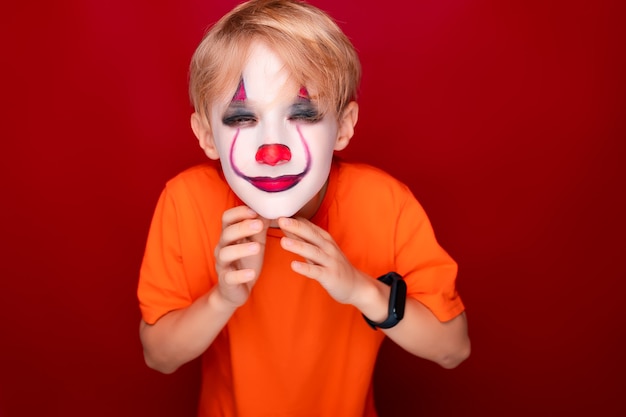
2 0 624 415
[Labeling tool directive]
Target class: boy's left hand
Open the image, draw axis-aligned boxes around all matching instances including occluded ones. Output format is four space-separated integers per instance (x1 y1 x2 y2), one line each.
277 216 368 305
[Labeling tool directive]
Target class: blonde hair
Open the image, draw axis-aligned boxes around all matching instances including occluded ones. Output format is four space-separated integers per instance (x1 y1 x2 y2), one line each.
189 0 361 121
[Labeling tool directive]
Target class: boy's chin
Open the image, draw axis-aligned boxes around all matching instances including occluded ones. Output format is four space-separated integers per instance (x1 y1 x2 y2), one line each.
237 189 318 220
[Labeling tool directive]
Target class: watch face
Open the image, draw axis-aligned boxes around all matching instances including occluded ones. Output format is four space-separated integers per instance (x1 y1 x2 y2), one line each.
393 279 407 320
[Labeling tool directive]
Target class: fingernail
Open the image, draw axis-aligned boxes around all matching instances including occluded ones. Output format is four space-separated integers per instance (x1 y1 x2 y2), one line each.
250 220 262 231
248 243 258 252
281 217 292 227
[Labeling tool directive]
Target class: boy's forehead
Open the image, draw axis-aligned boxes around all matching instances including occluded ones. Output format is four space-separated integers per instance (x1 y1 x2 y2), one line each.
210 41 322 116
237 42 296 101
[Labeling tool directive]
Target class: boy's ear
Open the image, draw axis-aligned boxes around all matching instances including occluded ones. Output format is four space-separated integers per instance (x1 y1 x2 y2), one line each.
334 101 359 151
191 112 220 160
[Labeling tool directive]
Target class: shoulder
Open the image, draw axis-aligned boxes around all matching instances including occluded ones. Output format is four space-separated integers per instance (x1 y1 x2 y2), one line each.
160 162 232 212
334 160 413 202
325 159 424 232
163 162 230 199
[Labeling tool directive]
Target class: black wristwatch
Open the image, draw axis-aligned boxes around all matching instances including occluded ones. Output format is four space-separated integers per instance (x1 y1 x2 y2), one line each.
363 272 407 330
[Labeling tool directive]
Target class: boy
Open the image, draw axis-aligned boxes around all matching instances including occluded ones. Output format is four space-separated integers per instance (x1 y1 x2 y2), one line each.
138 1 470 416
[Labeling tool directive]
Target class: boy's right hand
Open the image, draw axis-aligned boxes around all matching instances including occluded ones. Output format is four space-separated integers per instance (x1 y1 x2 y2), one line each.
214 206 270 309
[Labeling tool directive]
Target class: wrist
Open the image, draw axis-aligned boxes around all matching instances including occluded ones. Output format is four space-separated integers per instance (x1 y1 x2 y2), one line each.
209 287 239 316
351 272 390 323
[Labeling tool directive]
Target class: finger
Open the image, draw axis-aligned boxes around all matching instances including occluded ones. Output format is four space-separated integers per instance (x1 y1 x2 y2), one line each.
222 268 256 286
221 207 271 246
216 219 265 251
280 235 329 267
216 241 260 266
291 259 324 280
220 217 265 247
221 206 259 229
248 217 271 244
277 217 331 246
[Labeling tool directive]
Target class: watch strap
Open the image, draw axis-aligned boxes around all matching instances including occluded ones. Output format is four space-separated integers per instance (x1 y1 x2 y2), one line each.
363 272 407 330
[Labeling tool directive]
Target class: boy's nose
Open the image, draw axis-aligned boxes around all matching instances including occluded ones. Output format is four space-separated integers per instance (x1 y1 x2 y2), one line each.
255 144 291 166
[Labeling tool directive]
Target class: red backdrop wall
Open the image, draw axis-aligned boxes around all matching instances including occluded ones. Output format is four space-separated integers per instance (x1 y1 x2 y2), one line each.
2 0 624 416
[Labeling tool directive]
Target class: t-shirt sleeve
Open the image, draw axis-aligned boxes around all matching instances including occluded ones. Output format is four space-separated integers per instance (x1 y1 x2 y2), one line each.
394 187 465 322
137 187 193 325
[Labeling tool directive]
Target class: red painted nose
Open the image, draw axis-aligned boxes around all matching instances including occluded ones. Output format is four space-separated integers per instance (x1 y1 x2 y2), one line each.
255 144 291 166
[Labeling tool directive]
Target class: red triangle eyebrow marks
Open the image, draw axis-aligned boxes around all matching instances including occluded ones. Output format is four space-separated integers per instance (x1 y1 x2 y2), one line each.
231 80 310 104
232 79 247 101
232 81 309 102
298 87 310 100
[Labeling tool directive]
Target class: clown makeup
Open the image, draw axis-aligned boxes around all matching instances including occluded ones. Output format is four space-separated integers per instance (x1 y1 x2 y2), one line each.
207 42 341 219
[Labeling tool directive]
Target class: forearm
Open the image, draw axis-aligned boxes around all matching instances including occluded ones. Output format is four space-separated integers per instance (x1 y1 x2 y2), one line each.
356 276 470 369
385 301 469 368
139 287 237 374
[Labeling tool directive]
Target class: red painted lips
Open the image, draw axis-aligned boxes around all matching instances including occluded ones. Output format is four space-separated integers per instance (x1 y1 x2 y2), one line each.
247 174 304 192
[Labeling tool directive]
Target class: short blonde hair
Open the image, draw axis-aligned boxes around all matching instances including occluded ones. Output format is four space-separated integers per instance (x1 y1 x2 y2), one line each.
189 0 361 121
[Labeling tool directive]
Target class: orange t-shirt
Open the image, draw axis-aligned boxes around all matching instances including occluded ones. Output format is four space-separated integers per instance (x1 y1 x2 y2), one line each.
138 159 464 417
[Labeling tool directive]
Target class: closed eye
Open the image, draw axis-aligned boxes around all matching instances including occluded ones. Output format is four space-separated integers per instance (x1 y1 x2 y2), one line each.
289 103 322 123
222 111 257 127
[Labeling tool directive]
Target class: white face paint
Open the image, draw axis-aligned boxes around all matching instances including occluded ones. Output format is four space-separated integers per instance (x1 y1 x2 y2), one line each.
208 42 340 219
